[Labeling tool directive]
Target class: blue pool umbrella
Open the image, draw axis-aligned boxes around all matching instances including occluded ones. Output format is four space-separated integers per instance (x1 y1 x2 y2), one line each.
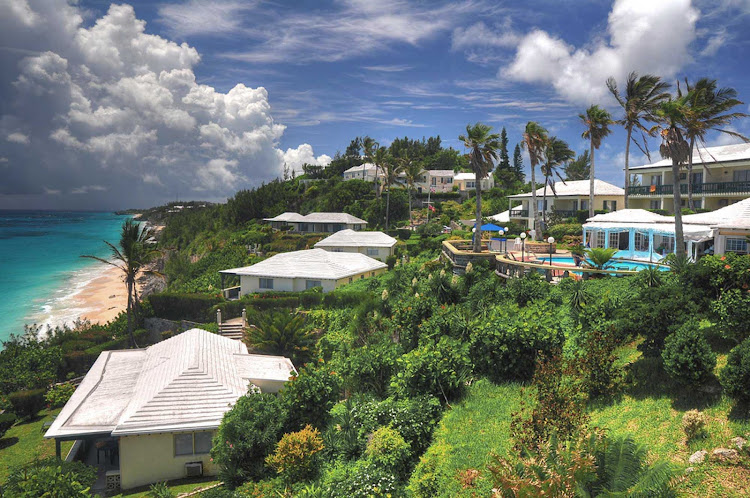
479 223 503 232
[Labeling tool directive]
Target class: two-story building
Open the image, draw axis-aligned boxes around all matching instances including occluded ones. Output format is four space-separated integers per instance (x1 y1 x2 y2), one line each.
453 172 495 191
627 143 750 212
507 179 625 229
343 163 380 181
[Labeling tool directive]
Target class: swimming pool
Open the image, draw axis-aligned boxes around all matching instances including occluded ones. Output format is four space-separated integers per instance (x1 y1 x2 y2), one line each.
537 257 670 271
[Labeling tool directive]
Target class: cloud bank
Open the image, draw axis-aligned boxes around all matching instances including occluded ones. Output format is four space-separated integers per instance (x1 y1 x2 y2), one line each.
0 1 329 209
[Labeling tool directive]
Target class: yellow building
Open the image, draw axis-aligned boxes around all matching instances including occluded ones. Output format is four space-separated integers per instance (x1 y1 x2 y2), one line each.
45 330 295 492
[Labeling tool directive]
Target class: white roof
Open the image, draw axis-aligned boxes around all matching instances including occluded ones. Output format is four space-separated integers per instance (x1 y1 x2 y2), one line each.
222 248 386 280
683 197 750 229
314 229 397 248
263 212 367 225
587 209 674 224
428 169 455 177
454 172 475 180
583 221 714 241
45 330 295 438
344 163 378 174
630 143 750 170
509 179 624 198
489 210 510 223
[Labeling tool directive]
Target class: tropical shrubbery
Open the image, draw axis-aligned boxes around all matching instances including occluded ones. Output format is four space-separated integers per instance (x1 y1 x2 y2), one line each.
662 323 716 386
720 337 750 404
2 458 97 497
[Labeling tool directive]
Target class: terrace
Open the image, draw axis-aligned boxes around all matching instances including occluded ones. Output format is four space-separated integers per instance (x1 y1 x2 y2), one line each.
628 180 750 196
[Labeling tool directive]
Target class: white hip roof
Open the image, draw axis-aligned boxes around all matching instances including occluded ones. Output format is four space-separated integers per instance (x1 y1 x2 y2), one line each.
509 179 624 198
263 212 367 225
630 143 750 171
314 229 397 248
222 248 386 280
45 330 295 438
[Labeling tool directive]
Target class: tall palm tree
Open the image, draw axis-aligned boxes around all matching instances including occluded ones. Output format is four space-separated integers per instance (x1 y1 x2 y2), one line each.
459 123 501 252
564 150 590 181
678 78 749 209
82 219 159 348
541 137 574 228
380 149 401 230
400 155 425 227
580 105 614 218
522 122 549 239
361 136 380 195
656 97 692 257
607 73 671 208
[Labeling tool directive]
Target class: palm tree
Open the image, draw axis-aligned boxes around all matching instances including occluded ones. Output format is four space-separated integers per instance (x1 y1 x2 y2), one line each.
82 219 159 348
522 122 549 239
678 78 748 209
580 105 614 218
245 310 316 365
655 97 692 256
380 150 402 230
362 136 380 195
459 123 501 252
400 155 424 227
541 137 574 228
564 150 590 181
584 247 618 271
607 73 671 208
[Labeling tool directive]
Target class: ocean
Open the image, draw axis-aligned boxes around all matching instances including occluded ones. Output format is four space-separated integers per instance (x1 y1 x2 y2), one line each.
0 211 131 344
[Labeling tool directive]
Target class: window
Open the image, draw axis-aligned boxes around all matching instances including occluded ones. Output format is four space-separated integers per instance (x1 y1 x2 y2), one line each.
603 200 617 211
650 200 661 210
259 278 273 289
650 175 662 186
733 169 750 182
692 199 702 209
466 181 475 189
635 232 649 252
572 200 578 211
726 238 748 254
366 248 379 256
581 200 589 211
174 432 213 457
431 177 437 185
596 231 606 248
305 280 322 290
331 248 343 252
609 231 621 249
349 277 353 283
692 172 703 184
679 172 687 180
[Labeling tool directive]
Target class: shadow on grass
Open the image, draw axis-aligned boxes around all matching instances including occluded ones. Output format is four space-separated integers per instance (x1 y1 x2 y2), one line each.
728 401 750 422
623 356 722 411
705 329 738 355
0 436 19 450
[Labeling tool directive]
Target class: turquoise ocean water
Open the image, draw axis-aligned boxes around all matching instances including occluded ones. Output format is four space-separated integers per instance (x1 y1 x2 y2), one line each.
0 211 131 343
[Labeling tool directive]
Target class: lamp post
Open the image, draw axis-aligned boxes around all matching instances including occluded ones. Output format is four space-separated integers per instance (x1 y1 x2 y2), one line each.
498 229 504 253
547 236 555 266
520 232 527 262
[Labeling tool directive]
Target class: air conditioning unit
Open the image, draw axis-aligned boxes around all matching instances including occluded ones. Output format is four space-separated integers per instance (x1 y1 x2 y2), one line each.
185 462 203 478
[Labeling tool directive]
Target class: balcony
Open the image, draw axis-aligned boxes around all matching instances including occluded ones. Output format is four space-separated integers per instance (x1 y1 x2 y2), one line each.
550 210 578 218
510 209 529 218
628 181 750 196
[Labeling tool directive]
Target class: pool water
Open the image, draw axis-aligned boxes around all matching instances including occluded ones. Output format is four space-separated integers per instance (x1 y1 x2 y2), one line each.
537 257 669 271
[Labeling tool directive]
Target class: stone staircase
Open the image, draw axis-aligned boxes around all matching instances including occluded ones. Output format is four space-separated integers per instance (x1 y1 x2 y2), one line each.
218 320 245 341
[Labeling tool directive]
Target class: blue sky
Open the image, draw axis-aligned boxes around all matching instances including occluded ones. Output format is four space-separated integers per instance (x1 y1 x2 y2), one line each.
1 0 749 209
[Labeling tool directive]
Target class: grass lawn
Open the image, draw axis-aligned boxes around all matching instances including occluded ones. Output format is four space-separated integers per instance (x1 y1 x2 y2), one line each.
0 408 74 484
110 477 221 497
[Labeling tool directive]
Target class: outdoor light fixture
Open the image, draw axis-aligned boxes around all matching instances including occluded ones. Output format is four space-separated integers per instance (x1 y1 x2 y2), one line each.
520 232 527 262
547 236 555 266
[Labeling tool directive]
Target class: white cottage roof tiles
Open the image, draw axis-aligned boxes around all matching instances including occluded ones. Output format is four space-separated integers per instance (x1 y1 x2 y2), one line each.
630 143 750 170
222 248 386 280
264 212 367 225
45 330 295 438
344 163 378 174
509 179 624 198
314 229 397 248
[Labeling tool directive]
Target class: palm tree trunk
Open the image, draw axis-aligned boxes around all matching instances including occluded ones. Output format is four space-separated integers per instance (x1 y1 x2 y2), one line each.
624 126 632 209
386 186 391 230
542 172 549 230
687 136 695 210
474 176 482 253
126 278 134 348
408 187 413 226
589 139 595 219
672 160 685 256
530 163 537 238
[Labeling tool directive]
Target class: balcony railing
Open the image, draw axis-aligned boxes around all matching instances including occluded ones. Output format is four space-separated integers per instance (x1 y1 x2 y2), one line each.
550 210 578 218
628 181 750 196
510 209 529 218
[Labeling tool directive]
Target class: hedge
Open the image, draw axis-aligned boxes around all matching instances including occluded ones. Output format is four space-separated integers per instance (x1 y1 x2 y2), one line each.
546 223 583 240
8 388 47 419
64 329 152 376
0 412 17 439
149 292 224 322
212 290 376 318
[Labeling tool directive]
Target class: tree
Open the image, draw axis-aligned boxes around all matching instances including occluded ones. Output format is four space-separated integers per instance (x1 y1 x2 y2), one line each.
381 151 402 230
82 219 159 348
655 97 691 256
541 137 574 227
564 150 590 181
400 155 425 226
522 122 549 239
512 143 525 182
494 127 511 182
244 311 316 365
583 247 618 271
607 73 671 208
459 123 501 252
579 105 613 218
361 136 380 193
678 78 748 209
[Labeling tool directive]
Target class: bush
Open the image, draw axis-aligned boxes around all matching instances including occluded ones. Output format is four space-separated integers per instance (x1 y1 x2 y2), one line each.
148 481 175 498
661 324 716 386
506 272 549 307
391 337 471 401
0 412 17 439
8 388 46 419
721 337 750 403
266 425 324 483
711 288 750 343
148 292 223 322
682 410 707 441
321 460 400 497
576 329 622 398
396 228 412 240
385 255 397 270
45 383 76 408
210 393 287 488
546 223 582 240
3 457 97 497
281 361 342 432
365 426 411 476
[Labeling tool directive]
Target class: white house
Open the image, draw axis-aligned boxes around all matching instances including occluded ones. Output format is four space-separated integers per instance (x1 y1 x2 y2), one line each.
453 172 495 192
263 212 367 232
221 248 387 295
343 163 380 181
45 330 295 491
508 179 625 229
314 229 397 261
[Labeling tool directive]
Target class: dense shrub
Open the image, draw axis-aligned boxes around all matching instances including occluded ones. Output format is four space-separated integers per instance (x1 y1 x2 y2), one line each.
0 412 17 439
265 425 324 483
711 288 750 343
8 388 46 419
365 426 411 477
321 460 400 497
332 341 401 398
682 410 707 441
0 333 63 394
576 328 622 398
45 383 76 408
211 393 288 487
2 458 96 497
720 337 750 403
281 360 342 432
386 255 397 270
546 223 582 241
506 272 550 307
470 303 565 382
148 292 223 322
396 228 412 240
661 324 716 386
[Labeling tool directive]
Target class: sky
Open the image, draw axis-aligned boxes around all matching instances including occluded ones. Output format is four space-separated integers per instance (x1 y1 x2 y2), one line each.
1 0 749 210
